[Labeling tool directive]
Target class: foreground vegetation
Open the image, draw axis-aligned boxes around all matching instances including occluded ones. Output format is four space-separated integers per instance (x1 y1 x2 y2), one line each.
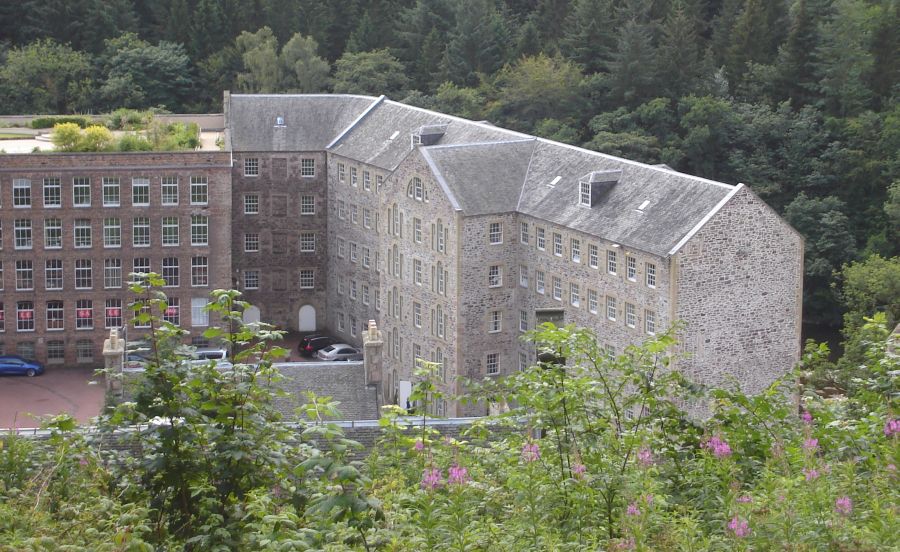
0 278 897 550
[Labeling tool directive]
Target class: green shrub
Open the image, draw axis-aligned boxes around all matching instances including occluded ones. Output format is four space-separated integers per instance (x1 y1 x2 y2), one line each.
79 125 114 151
116 133 153 151
31 116 90 129
50 122 83 151
106 108 151 130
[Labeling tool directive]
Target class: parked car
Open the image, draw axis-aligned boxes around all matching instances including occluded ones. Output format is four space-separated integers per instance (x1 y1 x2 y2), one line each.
298 335 336 357
316 344 363 362
0 355 45 377
124 353 151 372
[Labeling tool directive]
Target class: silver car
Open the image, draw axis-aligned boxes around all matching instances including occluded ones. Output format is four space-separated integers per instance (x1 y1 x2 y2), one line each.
316 343 363 362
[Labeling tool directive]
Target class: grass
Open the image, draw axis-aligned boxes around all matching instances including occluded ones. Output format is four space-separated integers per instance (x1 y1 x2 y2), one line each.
0 132 31 139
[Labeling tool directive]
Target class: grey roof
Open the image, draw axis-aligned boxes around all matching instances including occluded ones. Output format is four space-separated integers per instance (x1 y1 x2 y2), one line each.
274 362 378 421
228 94 377 152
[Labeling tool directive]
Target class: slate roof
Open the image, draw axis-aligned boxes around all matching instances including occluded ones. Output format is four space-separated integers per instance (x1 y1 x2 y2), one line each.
274 362 378 421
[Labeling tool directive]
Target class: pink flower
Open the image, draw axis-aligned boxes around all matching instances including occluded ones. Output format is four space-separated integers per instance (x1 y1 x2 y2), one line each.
884 418 900 437
572 463 587 478
727 516 750 538
835 496 852 516
801 410 813 424
447 464 469 486
704 436 732 458
737 495 753 503
413 440 425 452
421 467 442 491
626 502 641 516
612 537 636 551
637 447 653 467
78 457 89 467
521 442 540 463
887 463 896 473
804 468 820 481
803 438 819 452
644 494 654 506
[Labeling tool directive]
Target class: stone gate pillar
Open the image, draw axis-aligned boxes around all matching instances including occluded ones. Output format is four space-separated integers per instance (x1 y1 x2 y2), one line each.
363 320 385 405
103 328 125 398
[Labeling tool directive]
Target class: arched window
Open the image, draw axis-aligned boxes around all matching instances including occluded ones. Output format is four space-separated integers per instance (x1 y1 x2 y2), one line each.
436 219 445 252
392 245 399 276
408 177 424 201
392 286 399 319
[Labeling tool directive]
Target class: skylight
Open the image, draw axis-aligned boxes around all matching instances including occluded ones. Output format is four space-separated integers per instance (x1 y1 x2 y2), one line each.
637 200 650 211
547 175 561 188
389 130 400 140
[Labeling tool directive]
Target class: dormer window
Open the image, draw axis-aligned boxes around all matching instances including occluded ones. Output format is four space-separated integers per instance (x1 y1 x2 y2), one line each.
579 181 591 206
578 169 622 207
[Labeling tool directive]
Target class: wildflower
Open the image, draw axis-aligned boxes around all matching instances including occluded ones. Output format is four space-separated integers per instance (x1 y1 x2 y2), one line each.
704 436 732 458
447 464 469 486
887 463 896 473
884 418 900 437
644 494 654 506
626 502 641 516
421 467 442 491
801 410 813 424
413 440 425 452
727 516 750 538
803 468 820 481
803 438 819 452
834 496 852 516
637 447 653 467
613 537 636 550
572 463 587 479
521 442 540 463
737 495 753 503
78 457 89 467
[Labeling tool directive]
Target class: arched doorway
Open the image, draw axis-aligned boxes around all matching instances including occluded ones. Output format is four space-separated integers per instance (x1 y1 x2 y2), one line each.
243 305 261 325
298 305 316 331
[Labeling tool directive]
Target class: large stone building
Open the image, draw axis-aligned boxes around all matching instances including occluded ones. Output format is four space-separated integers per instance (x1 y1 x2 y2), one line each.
0 93 803 416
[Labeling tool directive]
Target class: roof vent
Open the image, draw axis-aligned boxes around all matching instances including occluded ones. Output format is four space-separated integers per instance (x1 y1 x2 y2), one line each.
275 116 285 127
547 175 562 188
636 199 650 212
389 130 400 140
578 170 621 207
412 123 449 146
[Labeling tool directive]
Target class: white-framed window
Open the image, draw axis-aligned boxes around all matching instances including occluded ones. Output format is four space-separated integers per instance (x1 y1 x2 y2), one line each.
362 284 370 305
488 265 502 287
163 297 179 325
553 233 563 256
299 269 314 289
162 257 179 287
14 219 32 249
646 262 657 287
300 195 315 215
162 216 179 246
645 310 657 334
350 315 358 337
588 289 598 313
536 270 545 294
15 260 34 290
350 242 358 263
519 265 529 288
608 250 618 274
74 259 92 289
47 340 65 361
570 283 580 307
606 296 617 321
244 270 259 290
337 200 346 219
17 301 35 331
489 222 502 244
436 220 446 252
414 258 423 285
244 233 259 252
350 166 358 187
336 237 345 258
408 177 424 200
300 232 315 253
363 170 371 190
132 257 151 278
76 339 94 362
351 204 358 224
75 299 93 330
191 298 209 327
103 217 121 248
625 303 636 327
74 218 91 248
161 176 178 205
46 300 64 330
520 222 529 244
191 256 208 287
105 299 123 329
0 261 3 291
413 301 422 327
589 244 599 268
244 158 259 176
436 263 446 295
413 217 422 242
374 289 381 311
133 217 150 247
571 238 581 263
102 177 120 206
190 215 208 246
579 181 591 206
486 352 499 375
45 259 63 290
43 177 61 207
338 162 346 183
337 312 345 332
244 194 259 214
489 310 502 333
0 301 4 332
44 217 62 249
519 310 528 332
536 227 545 250
518 351 528 372
104 258 122 289
626 255 637 280
364 208 372 229
301 158 315 177
73 177 90 206
376 174 384 191
552 276 562 301
362 246 370 268
13 179 31 207
190 176 208 205
132 177 150 206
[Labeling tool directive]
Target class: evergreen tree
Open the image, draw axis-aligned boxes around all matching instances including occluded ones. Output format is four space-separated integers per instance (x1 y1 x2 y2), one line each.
725 0 788 87
605 18 658 107
443 0 508 86
709 0 742 67
346 10 381 53
165 0 192 46
191 0 228 59
775 0 822 108
262 0 303 44
515 16 543 59
815 0 875 117
560 0 616 74
657 0 703 98
868 0 900 110
535 0 570 51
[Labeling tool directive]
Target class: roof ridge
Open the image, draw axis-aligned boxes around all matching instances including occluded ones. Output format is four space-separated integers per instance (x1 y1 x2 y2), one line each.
422 138 536 150
516 140 540 212
419 148 462 211
668 183 744 256
326 95 385 149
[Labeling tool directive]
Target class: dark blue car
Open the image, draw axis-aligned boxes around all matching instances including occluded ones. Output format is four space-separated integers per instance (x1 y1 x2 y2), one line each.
0 355 45 377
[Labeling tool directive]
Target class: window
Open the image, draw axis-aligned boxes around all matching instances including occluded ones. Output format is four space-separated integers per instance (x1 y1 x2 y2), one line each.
44 217 62 248
646 263 656 287
520 222 529 244
536 227 545 250
486 353 499 375
435 305 445 337
0 261 3 290
76 340 93 362
244 270 259 289
43 177 61 207
132 177 150 206
408 177 424 200
102 177 120 206
364 208 372 229
17 301 35 331
627 256 636 280
588 289 598 313
363 170 371 190
337 200 346 219
133 217 150 247
519 265 529 288
351 204 358 224
47 341 65 362
301 158 315 177
489 222 502 244
191 256 208 286
105 299 122 328
0 302 4 332
337 238 345 258
625 303 636 327
488 265 502 287
436 220 446 252
162 257 179 287
45 259 63 290
190 176 208 204
299 269 314 289
607 250 617 274
244 194 259 214
336 313 345 333
152 217 177 248
413 302 422 327
589 244 599 268
73 177 90 206
520 310 528 332
571 238 581 263
536 270 545 294
76 299 93 329
13 179 31 207
350 167 358 187
161 176 178 205
362 246 370 268
300 232 315 252
103 217 121 247
14 219 32 249
519 351 528 372
300 195 315 215
132 257 150 278
74 259 93 289
374 289 381 311
437 264 446 295
104 258 122 288
645 310 657 334
552 276 562 301
606 296 617 321
190 215 208 246
413 217 422 242
244 158 259 176
15 260 33 290
0 221 3 249
489 310 502 333
350 315 358 337
338 163 345 183
414 258 423 285
74 219 91 248
570 283 580 307
376 174 383 191
349 279 357 300
163 297 179 325
191 298 209 326
362 284 370 305
579 181 591 206
553 233 563 256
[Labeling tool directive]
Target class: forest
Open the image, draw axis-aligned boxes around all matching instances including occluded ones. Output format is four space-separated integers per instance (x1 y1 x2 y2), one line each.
0 0 898 335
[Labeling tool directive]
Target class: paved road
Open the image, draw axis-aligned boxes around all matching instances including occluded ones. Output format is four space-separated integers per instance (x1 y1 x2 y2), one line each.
0 367 105 429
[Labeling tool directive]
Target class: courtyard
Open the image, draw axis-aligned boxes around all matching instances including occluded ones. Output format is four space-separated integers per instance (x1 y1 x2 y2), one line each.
0 366 105 429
